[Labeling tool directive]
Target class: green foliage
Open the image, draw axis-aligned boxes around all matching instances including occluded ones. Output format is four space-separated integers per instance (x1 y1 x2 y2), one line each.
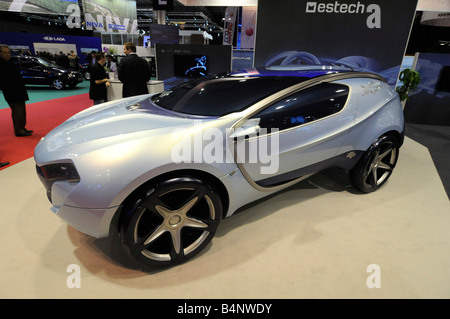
396 68 421 102
108 47 118 55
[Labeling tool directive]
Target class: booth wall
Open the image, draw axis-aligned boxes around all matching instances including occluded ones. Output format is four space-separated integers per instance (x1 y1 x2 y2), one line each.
404 53 450 126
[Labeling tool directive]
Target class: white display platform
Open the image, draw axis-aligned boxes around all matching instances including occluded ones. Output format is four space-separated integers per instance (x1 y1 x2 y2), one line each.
107 79 164 101
1 137 449 298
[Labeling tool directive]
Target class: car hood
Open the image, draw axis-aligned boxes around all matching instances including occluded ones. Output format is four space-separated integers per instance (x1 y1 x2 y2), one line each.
38 95 219 151
46 67 73 73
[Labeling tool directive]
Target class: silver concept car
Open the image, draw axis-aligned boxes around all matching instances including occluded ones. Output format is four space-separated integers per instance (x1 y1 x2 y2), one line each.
35 67 404 270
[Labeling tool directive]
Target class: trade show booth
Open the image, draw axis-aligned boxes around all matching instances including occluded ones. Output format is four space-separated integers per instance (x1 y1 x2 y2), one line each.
1 0 450 301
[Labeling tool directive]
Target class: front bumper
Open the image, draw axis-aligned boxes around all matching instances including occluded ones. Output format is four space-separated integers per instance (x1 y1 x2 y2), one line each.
36 164 117 238
50 204 118 238
66 73 83 85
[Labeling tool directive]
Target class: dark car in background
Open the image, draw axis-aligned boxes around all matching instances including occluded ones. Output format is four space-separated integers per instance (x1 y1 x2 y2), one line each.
79 62 91 80
10 55 83 90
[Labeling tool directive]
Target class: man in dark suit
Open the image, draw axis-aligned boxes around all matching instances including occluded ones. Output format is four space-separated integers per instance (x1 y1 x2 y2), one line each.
118 42 151 98
0 44 33 137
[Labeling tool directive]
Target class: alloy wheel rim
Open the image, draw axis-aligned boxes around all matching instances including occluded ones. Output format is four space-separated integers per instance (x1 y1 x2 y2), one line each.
133 186 216 262
363 141 397 188
53 79 63 89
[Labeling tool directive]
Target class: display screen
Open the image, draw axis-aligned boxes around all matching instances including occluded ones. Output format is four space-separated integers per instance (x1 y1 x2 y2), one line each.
156 44 232 80
173 55 208 78
150 24 179 46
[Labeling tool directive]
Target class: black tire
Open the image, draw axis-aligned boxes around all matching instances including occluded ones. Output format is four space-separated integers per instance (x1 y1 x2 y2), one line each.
84 71 90 80
119 177 222 270
350 135 399 193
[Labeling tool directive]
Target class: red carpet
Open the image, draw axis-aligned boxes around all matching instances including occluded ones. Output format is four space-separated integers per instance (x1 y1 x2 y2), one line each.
0 94 93 170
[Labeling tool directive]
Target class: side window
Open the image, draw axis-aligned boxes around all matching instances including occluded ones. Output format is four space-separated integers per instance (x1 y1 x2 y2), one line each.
21 59 40 69
255 83 349 131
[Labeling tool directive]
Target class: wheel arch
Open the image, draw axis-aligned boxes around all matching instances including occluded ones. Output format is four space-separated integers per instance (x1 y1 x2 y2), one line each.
109 169 230 236
382 129 404 148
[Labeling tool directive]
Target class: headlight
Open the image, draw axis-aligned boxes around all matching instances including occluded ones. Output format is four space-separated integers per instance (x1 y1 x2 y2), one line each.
37 162 80 181
36 162 80 203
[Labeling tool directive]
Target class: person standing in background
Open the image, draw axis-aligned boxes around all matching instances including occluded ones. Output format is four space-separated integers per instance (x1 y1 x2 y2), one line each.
118 42 151 98
105 55 117 73
86 50 96 67
85 50 96 76
89 51 110 105
69 50 80 70
0 44 33 137
56 51 70 68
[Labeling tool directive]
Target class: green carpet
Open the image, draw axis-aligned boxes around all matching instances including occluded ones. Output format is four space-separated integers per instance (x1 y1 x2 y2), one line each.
0 79 90 110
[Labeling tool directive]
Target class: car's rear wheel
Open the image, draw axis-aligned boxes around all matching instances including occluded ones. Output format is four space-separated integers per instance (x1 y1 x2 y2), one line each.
350 135 399 193
51 78 65 90
119 177 222 270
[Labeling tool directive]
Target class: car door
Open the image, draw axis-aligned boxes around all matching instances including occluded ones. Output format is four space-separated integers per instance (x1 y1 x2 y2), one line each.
20 58 47 85
231 82 355 188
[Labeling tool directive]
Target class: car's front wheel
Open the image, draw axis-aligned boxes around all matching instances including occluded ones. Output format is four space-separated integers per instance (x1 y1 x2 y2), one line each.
51 78 65 90
119 177 222 270
350 135 400 193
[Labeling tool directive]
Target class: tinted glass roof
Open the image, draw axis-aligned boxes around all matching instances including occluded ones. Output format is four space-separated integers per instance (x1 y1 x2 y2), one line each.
152 74 313 117
151 67 354 117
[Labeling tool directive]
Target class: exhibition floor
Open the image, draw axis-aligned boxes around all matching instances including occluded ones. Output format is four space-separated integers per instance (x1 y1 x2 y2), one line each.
1 137 449 299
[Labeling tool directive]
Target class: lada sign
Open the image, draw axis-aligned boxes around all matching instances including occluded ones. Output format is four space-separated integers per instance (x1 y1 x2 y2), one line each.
43 36 66 42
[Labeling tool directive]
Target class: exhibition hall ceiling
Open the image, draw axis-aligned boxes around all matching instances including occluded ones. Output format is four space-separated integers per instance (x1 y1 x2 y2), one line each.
0 1 447 53
0 0 232 34
135 0 230 31
176 0 257 6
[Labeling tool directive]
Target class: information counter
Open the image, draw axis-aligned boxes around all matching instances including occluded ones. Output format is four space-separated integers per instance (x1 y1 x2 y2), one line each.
107 78 165 101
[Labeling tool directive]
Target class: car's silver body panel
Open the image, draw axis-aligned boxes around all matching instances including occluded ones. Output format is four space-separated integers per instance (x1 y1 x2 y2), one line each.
35 71 404 238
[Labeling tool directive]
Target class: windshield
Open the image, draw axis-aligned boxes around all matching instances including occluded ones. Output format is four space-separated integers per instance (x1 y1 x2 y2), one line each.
151 75 307 117
35 57 60 68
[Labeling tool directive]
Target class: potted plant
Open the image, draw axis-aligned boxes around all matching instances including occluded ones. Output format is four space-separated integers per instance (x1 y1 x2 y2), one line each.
108 47 118 55
396 68 421 108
